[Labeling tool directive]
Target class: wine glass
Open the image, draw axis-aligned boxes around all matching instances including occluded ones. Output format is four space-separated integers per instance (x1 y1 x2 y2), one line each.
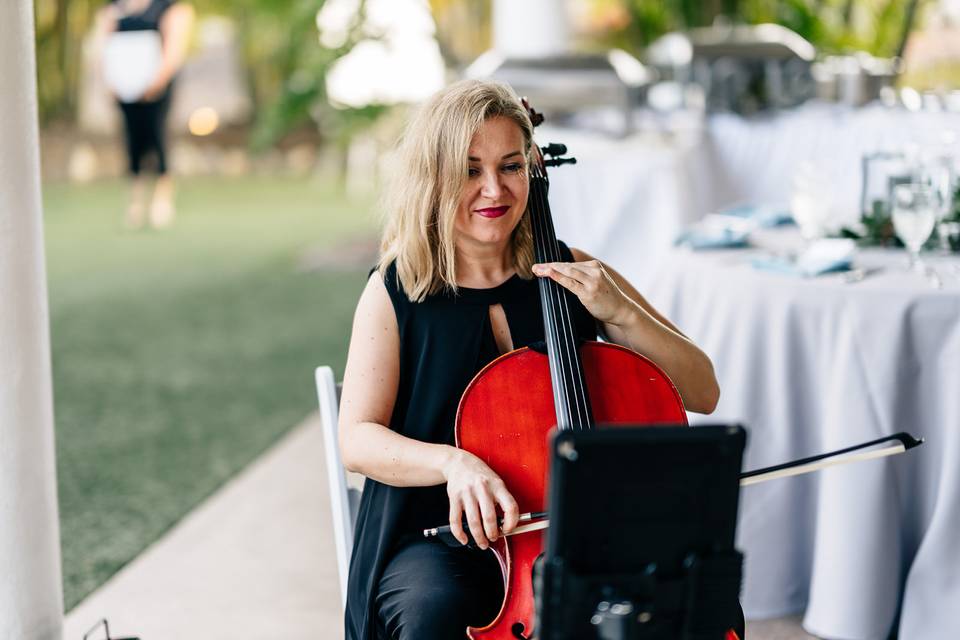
891 184 938 272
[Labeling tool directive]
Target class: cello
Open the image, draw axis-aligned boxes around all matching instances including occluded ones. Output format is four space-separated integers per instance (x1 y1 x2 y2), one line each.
454 103 691 640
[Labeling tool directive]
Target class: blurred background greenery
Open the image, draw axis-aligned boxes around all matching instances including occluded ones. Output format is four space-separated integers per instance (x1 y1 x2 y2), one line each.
35 0 936 140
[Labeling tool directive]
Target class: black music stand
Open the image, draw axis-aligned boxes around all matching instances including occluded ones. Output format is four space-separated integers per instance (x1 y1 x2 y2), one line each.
535 425 746 640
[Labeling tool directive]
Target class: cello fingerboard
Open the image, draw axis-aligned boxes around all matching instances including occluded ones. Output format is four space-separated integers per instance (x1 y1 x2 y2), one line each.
528 167 594 431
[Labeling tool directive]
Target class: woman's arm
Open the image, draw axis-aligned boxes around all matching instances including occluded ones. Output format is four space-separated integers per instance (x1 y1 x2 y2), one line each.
92 6 118 84
533 248 720 414
142 2 194 100
338 273 519 548
338 273 444 484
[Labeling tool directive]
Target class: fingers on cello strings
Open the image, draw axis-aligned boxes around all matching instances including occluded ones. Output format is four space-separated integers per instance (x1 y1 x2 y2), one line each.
534 263 585 293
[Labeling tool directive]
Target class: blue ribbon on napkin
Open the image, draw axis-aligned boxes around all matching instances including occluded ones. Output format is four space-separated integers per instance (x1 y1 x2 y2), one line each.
675 226 750 249
676 203 792 250
716 203 793 228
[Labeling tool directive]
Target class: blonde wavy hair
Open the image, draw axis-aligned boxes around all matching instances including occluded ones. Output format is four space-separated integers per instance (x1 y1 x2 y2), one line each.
377 79 535 302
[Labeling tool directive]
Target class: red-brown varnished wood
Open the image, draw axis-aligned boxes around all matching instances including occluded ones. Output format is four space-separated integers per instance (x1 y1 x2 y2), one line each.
456 341 688 640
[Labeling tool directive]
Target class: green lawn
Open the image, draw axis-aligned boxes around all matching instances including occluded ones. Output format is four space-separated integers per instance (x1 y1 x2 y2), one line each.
44 176 376 610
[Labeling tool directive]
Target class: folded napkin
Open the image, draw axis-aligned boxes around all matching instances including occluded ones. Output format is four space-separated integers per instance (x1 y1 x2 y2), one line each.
675 226 750 249
710 203 794 230
676 203 792 250
676 212 751 249
751 238 856 277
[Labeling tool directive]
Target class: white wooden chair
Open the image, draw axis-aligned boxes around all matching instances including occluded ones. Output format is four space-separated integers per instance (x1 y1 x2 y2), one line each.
314 365 362 612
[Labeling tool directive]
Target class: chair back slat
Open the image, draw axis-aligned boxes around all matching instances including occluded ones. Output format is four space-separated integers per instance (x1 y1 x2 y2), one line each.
315 366 356 612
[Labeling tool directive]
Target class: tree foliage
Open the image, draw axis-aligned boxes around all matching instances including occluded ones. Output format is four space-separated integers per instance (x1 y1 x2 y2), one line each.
35 0 102 123
35 0 927 137
601 0 923 57
202 0 383 150
428 0 492 67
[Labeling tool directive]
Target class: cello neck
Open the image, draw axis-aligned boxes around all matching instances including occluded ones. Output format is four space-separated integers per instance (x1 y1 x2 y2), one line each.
528 161 594 431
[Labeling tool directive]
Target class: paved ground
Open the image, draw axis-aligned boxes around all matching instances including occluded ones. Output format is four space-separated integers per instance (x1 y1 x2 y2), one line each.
63 414 820 640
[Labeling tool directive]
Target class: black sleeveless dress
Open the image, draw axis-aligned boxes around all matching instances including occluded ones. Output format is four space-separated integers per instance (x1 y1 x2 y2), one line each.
112 0 173 32
344 241 597 640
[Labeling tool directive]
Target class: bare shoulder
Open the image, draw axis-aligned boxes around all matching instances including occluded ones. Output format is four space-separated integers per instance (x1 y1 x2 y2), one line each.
340 271 400 427
96 4 119 27
348 270 400 361
162 2 196 25
356 270 395 327
167 2 196 16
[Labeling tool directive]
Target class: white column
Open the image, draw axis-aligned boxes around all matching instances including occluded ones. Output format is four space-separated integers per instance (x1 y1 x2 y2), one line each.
0 2 65 639
493 0 569 58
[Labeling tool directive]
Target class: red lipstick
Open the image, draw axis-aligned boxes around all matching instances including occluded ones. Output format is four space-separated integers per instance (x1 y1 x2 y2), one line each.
474 206 510 219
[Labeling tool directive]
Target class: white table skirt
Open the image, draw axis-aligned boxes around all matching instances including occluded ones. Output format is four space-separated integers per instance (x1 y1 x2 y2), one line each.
645 240 960 639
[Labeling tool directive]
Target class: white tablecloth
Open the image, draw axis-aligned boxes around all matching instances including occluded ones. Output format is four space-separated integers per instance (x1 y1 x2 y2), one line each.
645 235 960 639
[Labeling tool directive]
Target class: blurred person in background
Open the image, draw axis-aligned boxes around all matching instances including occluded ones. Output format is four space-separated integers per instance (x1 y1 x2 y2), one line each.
338 80 725 640
95 0 194 229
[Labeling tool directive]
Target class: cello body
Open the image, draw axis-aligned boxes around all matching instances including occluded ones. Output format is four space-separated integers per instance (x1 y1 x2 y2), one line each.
456 342 688 639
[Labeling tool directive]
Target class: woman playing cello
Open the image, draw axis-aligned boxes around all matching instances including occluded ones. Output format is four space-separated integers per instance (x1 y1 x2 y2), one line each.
338 79 729 640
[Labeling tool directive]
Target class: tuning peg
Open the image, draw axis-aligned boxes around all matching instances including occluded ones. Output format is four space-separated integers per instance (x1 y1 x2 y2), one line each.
521 97 545 127
540 143 568 158
543 157 577 168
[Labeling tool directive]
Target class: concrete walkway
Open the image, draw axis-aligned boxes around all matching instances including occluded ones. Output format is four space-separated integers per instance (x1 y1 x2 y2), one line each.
63 414 818 640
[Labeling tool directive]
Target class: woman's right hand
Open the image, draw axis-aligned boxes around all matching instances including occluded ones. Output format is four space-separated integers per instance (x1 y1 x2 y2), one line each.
443 448 519 550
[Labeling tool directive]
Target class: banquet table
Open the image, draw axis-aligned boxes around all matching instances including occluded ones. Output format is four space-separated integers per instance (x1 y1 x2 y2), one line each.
546 103 960 288
645 232 960 639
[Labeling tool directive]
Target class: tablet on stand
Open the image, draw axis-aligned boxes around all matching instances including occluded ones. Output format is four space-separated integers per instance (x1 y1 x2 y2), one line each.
535 425 746 640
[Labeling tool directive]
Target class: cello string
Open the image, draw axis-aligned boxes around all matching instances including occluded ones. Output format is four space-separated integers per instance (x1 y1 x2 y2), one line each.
544 163 589 431
531 160 581 430
530 168 571 429
534 156 588 430
536 161 588 430
550 212 590 431
533 166 571 429
546 196 590 430
526 105 589 429
542 169 583 430
528 163 562 425
530 161 574 429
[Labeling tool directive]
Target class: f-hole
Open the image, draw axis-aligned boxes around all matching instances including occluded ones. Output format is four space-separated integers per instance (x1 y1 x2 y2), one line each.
489 304 514 355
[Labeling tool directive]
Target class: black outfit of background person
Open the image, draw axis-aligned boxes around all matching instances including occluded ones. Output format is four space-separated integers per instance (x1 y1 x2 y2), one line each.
112 0 175 175
345 241 598 640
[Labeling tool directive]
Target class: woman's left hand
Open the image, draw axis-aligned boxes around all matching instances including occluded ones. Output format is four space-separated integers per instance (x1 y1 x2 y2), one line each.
532 260 635 326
